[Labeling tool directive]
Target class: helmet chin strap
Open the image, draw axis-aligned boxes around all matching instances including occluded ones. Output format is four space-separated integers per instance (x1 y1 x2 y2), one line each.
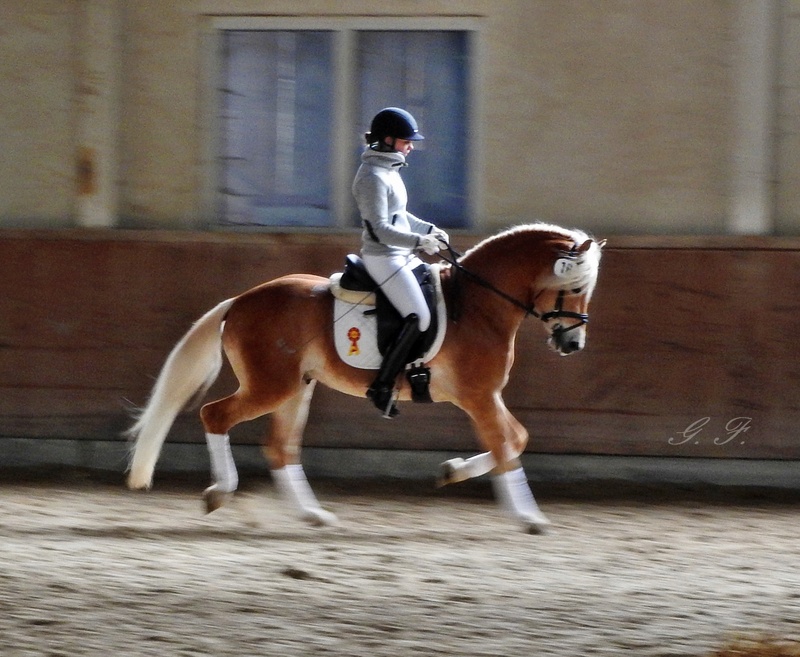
374 138 395 152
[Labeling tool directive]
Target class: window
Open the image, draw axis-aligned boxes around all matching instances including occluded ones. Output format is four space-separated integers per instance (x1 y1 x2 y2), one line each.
213 19 477 229
221 30 334 227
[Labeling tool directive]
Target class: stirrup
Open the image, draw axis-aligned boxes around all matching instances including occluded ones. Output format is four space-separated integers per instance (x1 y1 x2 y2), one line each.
406 362 432 403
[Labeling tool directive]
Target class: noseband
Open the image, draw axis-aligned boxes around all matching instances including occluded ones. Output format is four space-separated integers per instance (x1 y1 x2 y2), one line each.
439 244 589 335
536 288 589 338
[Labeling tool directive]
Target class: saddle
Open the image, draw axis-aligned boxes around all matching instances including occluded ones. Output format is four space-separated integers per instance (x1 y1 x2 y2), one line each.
329 255 447 400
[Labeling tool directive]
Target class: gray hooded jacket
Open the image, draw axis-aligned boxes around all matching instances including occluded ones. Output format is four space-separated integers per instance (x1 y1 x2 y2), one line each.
352 148 435 258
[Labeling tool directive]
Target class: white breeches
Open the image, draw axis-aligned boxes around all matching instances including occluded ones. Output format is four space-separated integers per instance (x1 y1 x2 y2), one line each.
362 253 431 331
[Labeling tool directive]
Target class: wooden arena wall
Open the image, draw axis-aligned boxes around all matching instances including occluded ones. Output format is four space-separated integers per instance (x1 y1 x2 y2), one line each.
1 229 799 461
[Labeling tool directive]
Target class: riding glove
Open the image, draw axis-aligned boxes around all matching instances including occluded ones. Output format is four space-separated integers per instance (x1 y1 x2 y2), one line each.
417 233 441 255
431 228 450 246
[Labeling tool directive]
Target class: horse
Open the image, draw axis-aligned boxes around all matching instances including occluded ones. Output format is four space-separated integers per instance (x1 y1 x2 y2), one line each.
126 222 604 533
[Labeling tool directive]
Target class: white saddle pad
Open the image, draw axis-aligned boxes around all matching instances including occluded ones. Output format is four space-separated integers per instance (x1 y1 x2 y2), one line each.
330 264 447 370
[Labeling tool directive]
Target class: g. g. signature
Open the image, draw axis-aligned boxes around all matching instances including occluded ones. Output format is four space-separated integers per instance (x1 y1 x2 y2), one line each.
668 417 752 446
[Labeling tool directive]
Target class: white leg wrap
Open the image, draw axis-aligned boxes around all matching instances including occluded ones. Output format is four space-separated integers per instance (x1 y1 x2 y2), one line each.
271 465 337 526
491 467 550 532
206 433 238 493
463 451 497 478
439 453 494 486
442 444 521 484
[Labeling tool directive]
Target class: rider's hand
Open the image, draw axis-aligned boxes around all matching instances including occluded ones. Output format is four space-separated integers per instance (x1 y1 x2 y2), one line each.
417 233 441 255
431 228 450 246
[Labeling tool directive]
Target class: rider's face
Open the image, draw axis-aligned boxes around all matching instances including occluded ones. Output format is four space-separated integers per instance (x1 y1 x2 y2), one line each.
384 136 414 156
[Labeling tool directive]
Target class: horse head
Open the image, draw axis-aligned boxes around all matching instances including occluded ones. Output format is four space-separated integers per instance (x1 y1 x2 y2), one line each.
454 224 604 356
532 236 604 356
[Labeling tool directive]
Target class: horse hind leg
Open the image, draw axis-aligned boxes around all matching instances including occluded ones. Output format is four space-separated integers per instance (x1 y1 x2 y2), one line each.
265 380 337 527
199 383 301 513
199 390 263 513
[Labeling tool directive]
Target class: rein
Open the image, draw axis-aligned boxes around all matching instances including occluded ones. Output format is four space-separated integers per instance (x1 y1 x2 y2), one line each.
437 242 589 333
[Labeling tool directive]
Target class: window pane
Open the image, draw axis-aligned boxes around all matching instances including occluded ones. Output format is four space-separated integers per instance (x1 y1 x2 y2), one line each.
356 31 469 228
220 31 333 227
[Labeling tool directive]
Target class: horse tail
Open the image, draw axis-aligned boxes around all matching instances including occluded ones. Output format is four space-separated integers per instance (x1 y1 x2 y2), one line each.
126 298 235 490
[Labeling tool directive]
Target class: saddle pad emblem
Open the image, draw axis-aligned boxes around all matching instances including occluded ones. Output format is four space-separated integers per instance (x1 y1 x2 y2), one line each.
347 327 361 355
333 302 382 368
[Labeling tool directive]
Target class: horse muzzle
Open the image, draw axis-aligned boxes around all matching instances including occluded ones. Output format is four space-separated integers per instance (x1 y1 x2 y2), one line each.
548 325 585 355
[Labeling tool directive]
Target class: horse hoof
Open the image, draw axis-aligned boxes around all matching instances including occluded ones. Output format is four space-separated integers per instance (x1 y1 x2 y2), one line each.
303 508 338 527
436 458 465 487
521 512 551 535
203 485 234 514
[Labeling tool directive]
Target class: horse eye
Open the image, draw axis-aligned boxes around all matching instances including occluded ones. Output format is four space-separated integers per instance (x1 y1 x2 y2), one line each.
571 287 583 294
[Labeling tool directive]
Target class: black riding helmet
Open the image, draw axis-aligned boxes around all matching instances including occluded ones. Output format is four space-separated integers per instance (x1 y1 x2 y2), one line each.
365 107 425 146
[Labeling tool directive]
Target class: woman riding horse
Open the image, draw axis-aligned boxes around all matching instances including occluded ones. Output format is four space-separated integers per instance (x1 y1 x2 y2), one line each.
353 107 449 417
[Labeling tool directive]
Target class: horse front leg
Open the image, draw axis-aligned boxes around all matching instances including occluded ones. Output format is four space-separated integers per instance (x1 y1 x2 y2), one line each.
265 380 337 527
453 394 550 534
438 451 501 486
438 401 528 484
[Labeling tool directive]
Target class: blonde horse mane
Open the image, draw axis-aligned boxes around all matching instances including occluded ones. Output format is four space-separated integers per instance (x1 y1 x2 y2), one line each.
461 222 602 295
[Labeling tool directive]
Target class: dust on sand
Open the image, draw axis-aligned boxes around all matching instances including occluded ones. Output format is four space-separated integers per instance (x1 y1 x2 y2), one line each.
1 469 798 656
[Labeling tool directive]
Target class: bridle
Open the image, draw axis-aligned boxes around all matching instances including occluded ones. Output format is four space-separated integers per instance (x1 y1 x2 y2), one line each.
438 242 589 337
537 288 590 341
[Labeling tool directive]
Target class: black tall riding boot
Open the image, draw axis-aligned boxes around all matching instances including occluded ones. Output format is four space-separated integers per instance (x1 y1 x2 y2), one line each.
367 314 421 418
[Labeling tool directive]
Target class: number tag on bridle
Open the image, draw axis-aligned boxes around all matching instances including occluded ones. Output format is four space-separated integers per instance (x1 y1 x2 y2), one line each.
553 258 575 277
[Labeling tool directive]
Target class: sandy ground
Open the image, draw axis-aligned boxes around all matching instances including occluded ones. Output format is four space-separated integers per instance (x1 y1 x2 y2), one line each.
0 470 798 657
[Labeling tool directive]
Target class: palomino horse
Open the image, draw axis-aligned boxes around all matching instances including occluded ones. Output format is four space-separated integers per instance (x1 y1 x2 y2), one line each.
127 223 603 533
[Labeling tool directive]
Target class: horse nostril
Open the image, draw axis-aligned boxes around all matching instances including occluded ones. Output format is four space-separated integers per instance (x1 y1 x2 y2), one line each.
566 340 581 353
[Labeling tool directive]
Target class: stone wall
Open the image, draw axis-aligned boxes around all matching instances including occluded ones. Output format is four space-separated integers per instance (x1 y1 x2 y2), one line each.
1 1 799 233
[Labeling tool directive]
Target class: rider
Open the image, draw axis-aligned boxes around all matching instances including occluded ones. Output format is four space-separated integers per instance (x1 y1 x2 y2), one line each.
352 107 449 417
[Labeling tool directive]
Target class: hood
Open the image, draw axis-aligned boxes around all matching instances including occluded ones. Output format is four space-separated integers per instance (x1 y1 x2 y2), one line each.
360 148 407 169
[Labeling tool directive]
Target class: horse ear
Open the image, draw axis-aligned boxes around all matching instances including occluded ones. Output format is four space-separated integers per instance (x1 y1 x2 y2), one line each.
598 239 608 249
577 239 593 253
